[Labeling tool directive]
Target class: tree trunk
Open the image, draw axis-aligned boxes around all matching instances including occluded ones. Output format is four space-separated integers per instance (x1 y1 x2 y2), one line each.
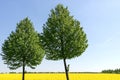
22 60 25 80
63 58 69 80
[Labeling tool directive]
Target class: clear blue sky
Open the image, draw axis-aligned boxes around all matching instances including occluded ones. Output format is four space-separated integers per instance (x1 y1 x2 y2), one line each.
0 0 120 72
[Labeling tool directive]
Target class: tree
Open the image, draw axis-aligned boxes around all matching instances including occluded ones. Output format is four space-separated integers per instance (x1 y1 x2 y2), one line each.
1 18 45 80
41 4 88 80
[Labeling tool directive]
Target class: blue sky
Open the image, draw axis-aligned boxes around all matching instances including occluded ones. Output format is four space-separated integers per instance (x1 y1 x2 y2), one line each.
1 0 120 72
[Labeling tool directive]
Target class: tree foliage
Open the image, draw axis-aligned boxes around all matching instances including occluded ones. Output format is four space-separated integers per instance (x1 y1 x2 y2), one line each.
1 17 45 80
102 68 120 74
41 4 88 80
41 4 88 60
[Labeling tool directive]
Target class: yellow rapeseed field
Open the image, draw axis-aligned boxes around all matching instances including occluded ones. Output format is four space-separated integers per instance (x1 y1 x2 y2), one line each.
0 73 120 80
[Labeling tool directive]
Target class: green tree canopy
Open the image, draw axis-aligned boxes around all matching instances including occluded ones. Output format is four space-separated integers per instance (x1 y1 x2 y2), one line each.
1 17 45 80
41 4 88 80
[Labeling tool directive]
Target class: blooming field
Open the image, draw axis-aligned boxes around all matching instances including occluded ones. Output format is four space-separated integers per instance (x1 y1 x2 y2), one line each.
0 73 120 80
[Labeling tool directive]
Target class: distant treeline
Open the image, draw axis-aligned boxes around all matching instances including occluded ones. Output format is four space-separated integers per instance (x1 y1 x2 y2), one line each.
1 72 74 74
0 72 100 74
102 68 120 73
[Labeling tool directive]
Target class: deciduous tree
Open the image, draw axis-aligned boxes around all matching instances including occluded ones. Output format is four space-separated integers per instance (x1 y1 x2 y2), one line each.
41 4 88 80
1 18 45 80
